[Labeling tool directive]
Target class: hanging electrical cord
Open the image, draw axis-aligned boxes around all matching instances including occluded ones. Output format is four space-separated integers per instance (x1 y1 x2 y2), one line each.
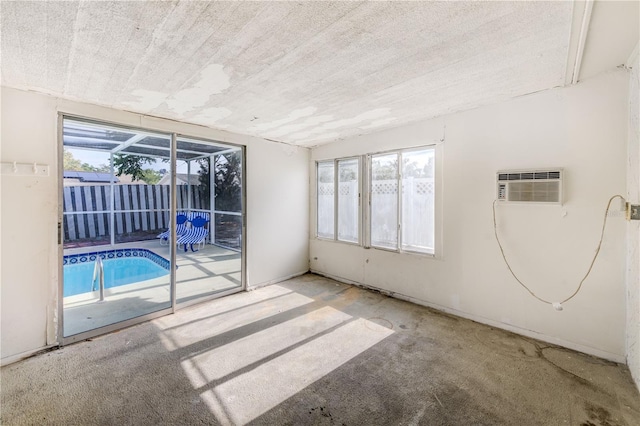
492 194 625 310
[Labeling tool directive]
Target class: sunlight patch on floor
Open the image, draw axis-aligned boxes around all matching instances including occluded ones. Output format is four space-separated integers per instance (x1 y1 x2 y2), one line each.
180 306 351 387
195 317 394 424
155 285 292 329
156 287 313 351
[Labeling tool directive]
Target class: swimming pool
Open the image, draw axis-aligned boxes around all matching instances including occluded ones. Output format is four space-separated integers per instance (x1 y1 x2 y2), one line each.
63 249 170 297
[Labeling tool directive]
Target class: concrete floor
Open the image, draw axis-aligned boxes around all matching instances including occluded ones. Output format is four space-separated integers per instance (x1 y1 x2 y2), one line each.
2 274 639 425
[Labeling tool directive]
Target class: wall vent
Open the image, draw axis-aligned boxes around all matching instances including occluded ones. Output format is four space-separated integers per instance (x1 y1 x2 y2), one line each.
496 169 563 204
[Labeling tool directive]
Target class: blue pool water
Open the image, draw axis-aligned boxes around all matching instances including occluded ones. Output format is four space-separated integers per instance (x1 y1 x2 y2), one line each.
63 249 170 297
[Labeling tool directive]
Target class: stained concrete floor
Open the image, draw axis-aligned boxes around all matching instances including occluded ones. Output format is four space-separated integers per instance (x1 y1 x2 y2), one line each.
1 274 639 425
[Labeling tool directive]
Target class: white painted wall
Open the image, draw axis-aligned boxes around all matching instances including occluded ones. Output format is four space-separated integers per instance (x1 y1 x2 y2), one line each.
0 87 309 363
246 141 310 288
626 45 640 389
311 70 630 362
1 89 59 361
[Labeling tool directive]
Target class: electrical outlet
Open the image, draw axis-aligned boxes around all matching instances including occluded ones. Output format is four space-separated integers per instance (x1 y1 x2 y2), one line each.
627 203 640 220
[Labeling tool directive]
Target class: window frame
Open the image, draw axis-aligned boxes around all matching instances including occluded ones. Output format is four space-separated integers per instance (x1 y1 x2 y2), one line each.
368 151 400 251
315 142 441 258
367 145 437 256
315 157 362 245
316 160 336 240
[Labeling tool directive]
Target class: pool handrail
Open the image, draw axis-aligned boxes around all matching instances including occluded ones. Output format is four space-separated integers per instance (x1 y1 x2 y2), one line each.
92 257 105 302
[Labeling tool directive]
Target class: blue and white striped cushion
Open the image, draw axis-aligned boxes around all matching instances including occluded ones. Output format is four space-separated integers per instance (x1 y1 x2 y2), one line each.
176 227 209 245
176 215 210 248
157 213 190 240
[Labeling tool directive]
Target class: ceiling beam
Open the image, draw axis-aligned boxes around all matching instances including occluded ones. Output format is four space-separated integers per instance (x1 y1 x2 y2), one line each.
565 0 594 85
111 134 147 154
626 40 639 68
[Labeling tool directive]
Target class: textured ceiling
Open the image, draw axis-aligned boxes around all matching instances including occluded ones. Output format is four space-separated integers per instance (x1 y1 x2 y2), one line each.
1 1 576 147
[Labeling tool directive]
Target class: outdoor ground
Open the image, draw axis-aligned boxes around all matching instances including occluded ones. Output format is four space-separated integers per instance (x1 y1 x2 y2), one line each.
63 240 241 336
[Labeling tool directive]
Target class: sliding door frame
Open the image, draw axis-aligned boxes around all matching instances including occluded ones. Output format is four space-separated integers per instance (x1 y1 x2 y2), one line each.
57 113 246 345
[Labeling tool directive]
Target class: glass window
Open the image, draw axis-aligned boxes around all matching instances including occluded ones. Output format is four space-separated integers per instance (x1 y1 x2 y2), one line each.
337 158 359 243
317 161 335 239
370 153 398 249
401 148 435 254
318 146 435 255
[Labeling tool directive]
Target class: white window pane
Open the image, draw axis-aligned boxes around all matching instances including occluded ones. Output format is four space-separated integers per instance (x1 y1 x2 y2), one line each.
371 154 398 249
401 149 435 253
317 162 335 239
338 158 359 243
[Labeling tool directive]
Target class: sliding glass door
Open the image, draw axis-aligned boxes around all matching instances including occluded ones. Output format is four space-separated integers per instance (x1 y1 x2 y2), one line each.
59 116 245 343
173 137 243 306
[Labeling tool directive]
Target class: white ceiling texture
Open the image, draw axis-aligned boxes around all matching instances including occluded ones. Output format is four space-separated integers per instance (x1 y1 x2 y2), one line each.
1 1 638 147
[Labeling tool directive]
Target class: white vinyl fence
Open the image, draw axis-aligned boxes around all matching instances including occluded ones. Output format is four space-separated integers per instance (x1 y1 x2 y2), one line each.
318 178 434 250
63 184 206 242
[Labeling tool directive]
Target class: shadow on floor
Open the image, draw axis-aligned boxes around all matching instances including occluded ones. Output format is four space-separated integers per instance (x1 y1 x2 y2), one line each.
2 274 639 425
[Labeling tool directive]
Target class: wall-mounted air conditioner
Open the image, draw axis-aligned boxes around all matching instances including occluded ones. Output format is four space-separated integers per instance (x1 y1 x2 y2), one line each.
496 169 563 204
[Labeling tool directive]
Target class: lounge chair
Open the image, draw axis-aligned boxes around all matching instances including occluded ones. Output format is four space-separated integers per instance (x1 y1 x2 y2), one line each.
157 212 190 245
177 214 210 252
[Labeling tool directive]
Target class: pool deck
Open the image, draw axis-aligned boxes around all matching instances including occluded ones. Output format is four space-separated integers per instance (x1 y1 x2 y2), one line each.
63 240 242 336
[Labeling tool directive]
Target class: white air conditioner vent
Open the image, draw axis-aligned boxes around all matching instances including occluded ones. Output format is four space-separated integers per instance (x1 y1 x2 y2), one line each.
497 169 563 204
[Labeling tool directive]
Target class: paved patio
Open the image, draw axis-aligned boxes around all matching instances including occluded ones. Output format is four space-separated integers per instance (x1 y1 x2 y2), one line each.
63 240 242 336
